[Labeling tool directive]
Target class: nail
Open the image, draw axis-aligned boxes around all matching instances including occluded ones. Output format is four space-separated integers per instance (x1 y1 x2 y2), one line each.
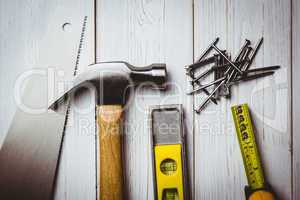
211 44 243 75
195 79 227 114
242 37 263 71
188 76 226 95
195 37 220 63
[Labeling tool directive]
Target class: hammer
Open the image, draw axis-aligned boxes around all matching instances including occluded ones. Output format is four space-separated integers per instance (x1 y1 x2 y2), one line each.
50 61 167 200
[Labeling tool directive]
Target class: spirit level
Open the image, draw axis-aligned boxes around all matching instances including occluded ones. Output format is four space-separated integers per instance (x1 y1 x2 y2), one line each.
150 104 187 200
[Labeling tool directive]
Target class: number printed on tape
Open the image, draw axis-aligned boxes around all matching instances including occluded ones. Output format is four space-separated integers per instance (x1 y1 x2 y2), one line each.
232 104 265 190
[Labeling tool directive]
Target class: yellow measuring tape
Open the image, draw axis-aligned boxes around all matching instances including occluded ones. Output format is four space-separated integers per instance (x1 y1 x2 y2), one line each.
232 104 265 189
231 104 275 200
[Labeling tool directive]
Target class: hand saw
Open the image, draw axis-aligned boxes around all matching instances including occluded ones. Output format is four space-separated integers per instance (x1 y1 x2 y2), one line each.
0 16 88 200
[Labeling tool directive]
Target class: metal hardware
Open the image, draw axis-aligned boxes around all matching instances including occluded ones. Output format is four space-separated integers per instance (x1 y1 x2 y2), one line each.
150 104 188 200
187 37 280 114
193 80 218 105
230 38 264 86
188 65 279 96
185 38 221 105
187 55 215 72
50 61 168 200
195 79 227 113
188 76 227 95
211 44 243 75
213 53 223 99
199 39 258 111
0 16 89 200
185 39 222 105
185 38 219 76
195 38 220 63
220 41 252 97
230 71 275 84
243 38 264 71
191 52 227 102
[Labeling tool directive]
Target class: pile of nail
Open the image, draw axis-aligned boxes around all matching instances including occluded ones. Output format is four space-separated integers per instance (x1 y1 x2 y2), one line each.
185 37 280 114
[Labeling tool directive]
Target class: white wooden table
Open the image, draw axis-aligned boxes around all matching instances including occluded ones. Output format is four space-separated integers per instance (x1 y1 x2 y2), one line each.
0 0 299 199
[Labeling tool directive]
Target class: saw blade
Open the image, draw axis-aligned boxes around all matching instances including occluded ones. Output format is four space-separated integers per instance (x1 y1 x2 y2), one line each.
0 16 88 200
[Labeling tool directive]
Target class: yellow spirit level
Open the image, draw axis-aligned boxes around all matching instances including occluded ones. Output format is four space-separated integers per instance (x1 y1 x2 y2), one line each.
150 104 187 200
231 104 276 200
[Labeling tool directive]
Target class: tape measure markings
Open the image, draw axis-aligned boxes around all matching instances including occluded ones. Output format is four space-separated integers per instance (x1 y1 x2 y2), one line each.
231 104 265 190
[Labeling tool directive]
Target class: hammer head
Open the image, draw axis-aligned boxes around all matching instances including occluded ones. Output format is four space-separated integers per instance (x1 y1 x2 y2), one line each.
50 61 167 108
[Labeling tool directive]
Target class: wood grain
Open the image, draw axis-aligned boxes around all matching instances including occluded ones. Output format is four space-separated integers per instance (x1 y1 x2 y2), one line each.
53 1 96 200
194 0 292 199
193 1 242 199
96 0 194 199
292 0 300 199
97 105 124 200
0 1 297 199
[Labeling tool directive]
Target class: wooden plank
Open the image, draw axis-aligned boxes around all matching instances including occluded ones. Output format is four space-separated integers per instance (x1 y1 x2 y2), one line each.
194 0 292 199
96 0 194 199
292 0 300 199
53 1 96 200
1 1 295 199
193 1 240 199
0 1 95 199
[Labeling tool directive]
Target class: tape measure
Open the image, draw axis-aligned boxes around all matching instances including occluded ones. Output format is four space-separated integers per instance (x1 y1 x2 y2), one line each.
231 104 276 200
150 105 187 200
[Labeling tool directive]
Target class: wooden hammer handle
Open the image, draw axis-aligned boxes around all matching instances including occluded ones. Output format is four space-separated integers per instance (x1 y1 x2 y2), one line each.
97 105 124 200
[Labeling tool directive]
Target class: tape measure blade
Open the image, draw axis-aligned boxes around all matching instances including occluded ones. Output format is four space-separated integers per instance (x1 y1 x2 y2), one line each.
231 104 265 190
